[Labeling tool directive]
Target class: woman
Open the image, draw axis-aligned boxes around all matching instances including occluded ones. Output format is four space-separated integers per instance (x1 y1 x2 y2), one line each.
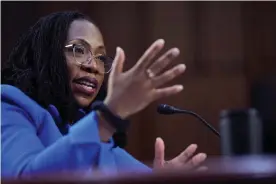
1 11 207 178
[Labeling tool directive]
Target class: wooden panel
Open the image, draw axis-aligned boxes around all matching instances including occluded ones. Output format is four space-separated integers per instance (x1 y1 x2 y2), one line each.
135 75 248 161
242 2 276 81
196 2 244 76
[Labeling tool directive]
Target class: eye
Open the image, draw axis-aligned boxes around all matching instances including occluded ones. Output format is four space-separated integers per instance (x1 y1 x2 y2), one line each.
74 45 86 55
95 55 107 62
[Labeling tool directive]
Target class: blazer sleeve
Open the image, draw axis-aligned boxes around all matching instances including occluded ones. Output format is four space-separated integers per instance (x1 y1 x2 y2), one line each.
1 99 102 178
1 85 152 178
114 148 153 173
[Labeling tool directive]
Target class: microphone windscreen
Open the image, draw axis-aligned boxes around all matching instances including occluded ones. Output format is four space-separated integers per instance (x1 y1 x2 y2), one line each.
157 104 175 114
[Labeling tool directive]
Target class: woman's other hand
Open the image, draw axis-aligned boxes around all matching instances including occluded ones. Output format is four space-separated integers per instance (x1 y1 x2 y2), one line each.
153 137 207 172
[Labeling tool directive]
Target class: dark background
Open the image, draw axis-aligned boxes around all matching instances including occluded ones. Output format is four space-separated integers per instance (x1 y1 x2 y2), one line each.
2 1 276 163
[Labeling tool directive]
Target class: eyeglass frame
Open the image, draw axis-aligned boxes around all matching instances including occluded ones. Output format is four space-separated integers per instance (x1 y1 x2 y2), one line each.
64 43 113 74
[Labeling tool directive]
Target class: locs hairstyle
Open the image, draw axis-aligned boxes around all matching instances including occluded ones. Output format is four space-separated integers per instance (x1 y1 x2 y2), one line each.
2 11 126 148
2 11 95 122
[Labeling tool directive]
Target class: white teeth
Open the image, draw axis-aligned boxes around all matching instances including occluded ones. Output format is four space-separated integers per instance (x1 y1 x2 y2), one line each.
77 80 96 88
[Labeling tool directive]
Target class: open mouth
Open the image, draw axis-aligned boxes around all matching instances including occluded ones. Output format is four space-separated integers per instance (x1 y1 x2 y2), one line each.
75 80 96 89
73 76 98 95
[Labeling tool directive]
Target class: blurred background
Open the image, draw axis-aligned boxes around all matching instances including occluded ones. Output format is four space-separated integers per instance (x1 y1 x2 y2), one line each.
2 1 276 163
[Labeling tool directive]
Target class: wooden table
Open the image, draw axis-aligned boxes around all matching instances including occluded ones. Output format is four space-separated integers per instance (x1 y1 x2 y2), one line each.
3 156 276 184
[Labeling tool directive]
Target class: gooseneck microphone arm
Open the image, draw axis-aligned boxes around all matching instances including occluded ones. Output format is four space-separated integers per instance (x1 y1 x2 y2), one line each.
157 104 220 137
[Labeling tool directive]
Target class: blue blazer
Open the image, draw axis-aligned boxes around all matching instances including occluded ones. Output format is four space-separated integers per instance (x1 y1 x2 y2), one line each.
1 85 151 178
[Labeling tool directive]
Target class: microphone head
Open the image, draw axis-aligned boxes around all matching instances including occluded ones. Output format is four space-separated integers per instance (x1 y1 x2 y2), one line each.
157 104 176 114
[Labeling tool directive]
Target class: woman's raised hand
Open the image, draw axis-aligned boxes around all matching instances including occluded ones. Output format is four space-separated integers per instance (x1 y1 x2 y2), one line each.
104 39 186 119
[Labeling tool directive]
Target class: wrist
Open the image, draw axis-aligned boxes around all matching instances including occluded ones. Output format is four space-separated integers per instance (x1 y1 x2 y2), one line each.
96 111 116 142
91 100 130 132
104 98 129 119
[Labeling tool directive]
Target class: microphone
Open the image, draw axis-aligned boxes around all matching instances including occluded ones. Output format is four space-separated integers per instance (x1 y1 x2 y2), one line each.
157 104 220 137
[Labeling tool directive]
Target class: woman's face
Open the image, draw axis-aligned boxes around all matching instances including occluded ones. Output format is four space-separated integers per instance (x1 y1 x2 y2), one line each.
65 20 106 108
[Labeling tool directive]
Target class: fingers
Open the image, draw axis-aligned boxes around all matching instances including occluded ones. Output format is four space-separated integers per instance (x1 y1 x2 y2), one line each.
153 85 183 100
135 39 165 70
152 64 186 88
153 137 165 169
110 47 125 77
147 48 180 76
162 143 207 172
185 153 207 169
170 144 198 166
150 64 185 100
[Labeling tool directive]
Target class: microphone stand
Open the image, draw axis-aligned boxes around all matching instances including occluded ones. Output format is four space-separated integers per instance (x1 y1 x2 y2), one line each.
174 109 220 137
157 105 220 137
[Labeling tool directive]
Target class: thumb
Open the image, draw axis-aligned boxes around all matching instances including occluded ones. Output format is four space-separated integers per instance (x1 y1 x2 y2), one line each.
153 137 165 169
110 47 125 77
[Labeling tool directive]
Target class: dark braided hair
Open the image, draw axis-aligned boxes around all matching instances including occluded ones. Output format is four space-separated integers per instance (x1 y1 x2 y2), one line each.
2 11 127 148
2 11 89 122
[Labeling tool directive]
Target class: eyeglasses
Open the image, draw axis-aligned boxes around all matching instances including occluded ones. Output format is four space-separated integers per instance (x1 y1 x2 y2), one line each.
64 43 113 74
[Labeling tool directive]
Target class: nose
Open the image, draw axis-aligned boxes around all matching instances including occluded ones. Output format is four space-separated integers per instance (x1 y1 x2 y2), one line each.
80 59 99 74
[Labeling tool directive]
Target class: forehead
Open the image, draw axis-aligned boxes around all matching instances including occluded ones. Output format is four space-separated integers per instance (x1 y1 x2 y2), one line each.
67 20 105 50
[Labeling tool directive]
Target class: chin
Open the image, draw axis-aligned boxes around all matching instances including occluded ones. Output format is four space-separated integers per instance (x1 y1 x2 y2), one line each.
75 95 94 108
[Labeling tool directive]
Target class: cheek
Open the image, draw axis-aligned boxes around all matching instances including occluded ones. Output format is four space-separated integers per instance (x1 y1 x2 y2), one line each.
66 59 78 80
98 63 105 77
98 62 105 74
97 74 105 90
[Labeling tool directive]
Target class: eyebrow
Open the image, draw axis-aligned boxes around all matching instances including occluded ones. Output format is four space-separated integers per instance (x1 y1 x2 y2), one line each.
68 39 90 48
96 46 106 53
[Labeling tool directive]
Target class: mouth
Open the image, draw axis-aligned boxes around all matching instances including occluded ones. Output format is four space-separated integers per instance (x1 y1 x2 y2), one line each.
73 76 99 96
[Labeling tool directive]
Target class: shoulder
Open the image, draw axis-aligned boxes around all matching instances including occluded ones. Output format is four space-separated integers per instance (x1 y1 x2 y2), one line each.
1 84 47 128
2 84 36 107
